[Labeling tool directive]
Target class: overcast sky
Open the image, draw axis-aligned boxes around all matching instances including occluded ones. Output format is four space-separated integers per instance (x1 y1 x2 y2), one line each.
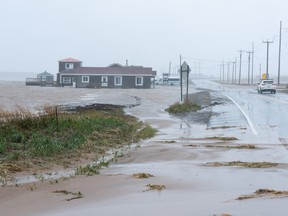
1 0 288 80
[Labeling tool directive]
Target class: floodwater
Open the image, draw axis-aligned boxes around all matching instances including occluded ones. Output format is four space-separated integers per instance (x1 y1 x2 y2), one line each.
1 80 288 216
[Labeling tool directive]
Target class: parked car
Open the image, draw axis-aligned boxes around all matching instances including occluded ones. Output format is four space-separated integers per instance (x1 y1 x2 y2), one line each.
257 79 276 94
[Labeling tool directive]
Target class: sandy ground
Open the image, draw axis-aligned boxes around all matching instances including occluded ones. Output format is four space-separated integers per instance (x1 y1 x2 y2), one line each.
1 81 288 216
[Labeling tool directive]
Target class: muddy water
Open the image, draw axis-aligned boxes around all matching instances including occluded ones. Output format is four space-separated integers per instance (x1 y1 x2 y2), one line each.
1 81 288 216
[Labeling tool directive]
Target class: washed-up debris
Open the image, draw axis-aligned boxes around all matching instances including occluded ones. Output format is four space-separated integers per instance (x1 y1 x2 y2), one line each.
145 184 166 191
52 190 83 201
213 214 232 216
209 126 237 130
205 161 278 168
206 136 238 141
237 189 288 200
225 144 256 149
161 140 177 143
0 163 21 186
0 163 22 172
205 144 256 149
132 173 154 179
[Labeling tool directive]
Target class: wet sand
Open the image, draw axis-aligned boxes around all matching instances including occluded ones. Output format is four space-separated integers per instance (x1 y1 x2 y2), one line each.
1 82 288 216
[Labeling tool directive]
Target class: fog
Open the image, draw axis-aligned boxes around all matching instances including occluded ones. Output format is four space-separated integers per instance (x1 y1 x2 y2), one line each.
1 0 288 81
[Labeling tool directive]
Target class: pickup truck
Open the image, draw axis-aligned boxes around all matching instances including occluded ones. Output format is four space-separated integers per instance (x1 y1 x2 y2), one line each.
257 79 276 94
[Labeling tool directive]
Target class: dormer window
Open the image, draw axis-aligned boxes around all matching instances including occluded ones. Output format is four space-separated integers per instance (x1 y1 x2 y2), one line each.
65 63 74 69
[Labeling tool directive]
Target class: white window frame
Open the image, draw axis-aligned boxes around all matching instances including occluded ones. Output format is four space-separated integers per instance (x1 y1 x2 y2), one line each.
101 76 108 83
82 76 89 83
63 77 71 84
135 76 144 86
65 63 74 69
114 76 122 86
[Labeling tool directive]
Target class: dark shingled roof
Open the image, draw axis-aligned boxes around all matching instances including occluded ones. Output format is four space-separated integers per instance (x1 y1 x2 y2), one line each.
60 66 156 76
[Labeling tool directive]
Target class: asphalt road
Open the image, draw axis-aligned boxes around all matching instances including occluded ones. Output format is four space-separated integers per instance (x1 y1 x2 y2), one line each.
192 79 288 145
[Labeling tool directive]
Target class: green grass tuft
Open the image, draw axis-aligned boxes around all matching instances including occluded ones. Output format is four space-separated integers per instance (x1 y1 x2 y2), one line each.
165 101 201 114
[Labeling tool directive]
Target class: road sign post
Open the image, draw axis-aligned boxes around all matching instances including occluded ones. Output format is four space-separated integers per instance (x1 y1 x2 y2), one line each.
178 61 191 102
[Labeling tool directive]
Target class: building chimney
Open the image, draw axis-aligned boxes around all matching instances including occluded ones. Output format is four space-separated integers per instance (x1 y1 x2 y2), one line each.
126 59 128 67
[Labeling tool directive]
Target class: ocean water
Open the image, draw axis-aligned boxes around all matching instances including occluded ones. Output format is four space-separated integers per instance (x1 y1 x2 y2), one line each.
0 72 55 82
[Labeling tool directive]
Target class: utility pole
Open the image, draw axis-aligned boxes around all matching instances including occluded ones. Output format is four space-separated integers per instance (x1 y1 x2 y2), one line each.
278 20 282 85
231 61 235 83
259 64 262 82
238 50 243 84
245 51 252 85
219 64 222 82
251 43 254 85
194 61 197 78
198 61 201 78
222 61 225 83
231 60 236 84
227 62 230 83
263 40 273 79
234 58 237 83
180 55 182 101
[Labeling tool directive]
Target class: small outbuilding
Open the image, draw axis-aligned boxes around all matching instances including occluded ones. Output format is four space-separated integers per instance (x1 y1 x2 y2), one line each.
26 71 54 86
37 71 54 84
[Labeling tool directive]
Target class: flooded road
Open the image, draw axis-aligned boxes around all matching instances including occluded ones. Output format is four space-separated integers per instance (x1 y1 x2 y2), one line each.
193 79 288 144
1 80 288 216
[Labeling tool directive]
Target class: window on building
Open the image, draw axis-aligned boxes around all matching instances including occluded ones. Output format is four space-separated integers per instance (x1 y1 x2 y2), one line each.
135 76 144 86
82 76 89 83
63 77 71 83
114 76 122 86
65 63 74 69
101 76 108 83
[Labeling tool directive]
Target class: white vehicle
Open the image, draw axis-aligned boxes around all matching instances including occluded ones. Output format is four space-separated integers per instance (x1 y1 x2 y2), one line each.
257 79 276 94
167 77 180 86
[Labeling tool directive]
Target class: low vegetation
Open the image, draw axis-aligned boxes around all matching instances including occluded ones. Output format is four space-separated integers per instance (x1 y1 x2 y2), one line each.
165 101 201 114
0 104 157 183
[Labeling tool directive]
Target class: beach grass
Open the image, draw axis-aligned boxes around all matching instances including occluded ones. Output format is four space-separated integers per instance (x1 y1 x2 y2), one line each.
0 105 157 172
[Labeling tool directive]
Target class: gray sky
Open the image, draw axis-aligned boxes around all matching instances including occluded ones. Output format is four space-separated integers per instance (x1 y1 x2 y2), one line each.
1 0 288 80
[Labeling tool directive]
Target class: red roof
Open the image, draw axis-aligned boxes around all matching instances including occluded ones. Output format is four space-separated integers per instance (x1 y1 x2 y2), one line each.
59 58 82 63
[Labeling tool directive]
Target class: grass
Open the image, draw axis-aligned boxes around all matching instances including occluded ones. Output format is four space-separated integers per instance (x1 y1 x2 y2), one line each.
75 160 110 176
165 101 201 114
0 104 157 183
